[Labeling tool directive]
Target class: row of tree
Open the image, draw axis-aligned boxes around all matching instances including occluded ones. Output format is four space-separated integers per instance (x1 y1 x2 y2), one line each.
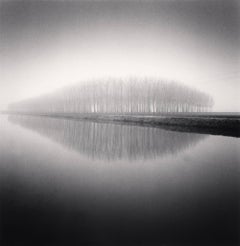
9 78 214 113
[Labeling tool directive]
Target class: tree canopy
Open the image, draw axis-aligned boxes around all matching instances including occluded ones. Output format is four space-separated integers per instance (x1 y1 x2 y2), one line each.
9 77 214 114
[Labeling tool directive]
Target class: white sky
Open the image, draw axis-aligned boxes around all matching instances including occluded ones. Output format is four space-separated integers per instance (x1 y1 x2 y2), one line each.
0 1 239 111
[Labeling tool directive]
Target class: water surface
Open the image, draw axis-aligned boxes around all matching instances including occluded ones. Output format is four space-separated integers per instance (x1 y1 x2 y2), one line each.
0 115 239 245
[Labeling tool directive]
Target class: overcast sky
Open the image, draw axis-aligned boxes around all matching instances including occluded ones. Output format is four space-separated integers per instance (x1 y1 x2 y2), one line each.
0 0 239 111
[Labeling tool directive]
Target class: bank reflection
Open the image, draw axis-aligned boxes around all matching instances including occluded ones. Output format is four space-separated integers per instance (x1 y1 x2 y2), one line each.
9 115 206 160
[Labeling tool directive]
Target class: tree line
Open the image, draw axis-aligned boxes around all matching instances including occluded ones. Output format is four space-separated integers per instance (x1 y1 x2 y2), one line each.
9 77 214 114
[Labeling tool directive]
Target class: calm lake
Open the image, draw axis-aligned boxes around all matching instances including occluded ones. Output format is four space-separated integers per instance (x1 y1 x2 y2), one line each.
0 114 239 245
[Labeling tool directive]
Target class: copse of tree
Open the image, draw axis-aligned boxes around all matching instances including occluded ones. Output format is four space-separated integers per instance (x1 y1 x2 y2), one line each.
9 77 214 114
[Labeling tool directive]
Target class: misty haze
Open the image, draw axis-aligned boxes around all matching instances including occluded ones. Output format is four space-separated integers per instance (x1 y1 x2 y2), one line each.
0 1 239 246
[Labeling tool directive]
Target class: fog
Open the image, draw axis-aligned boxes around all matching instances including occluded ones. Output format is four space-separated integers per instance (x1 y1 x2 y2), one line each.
0 0 239 111
9 78 213 113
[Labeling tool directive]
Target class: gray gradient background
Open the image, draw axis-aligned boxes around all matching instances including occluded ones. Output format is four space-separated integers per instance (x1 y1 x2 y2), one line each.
0 0 239 111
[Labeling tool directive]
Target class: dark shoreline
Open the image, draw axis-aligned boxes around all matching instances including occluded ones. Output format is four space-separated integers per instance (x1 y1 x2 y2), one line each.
2 111 240 138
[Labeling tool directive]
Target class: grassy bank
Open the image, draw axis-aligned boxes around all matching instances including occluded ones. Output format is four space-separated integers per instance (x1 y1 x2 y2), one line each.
2 111 240 137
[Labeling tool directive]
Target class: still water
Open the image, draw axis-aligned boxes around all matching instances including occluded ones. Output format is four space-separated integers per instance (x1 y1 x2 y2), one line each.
0 115 239 245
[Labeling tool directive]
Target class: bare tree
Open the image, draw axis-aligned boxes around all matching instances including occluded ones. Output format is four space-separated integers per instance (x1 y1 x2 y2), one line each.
9 77 214 114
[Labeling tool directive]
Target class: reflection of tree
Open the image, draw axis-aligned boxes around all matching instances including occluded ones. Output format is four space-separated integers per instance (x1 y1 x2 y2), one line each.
9 115 206 161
